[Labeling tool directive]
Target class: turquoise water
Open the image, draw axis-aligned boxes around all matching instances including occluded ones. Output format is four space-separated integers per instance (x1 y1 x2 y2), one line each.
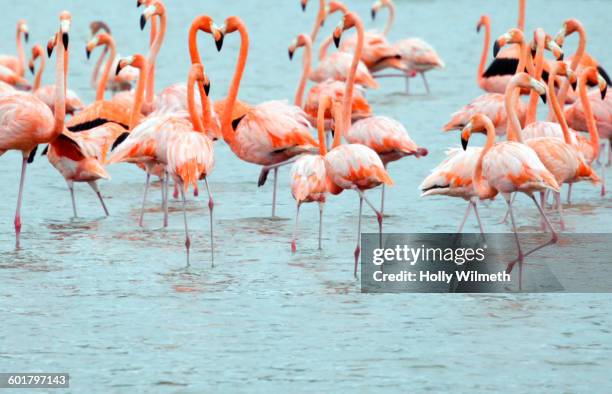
1 0 611 392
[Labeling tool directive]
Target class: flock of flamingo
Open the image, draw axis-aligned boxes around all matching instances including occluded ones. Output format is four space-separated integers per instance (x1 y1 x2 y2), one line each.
0 0 609 281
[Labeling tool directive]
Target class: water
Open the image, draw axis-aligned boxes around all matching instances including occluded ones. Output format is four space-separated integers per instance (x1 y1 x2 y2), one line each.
1 0 611 392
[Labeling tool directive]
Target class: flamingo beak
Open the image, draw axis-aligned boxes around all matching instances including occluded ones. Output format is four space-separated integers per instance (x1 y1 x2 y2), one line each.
493 40 501 57
288 48 294 61
140 14 147 30
62 33 69 50
540 93 547 104
215 32 224 52
47 45 53 58
203 80 210 96
86 48 91 60
136 0 141 7
598 75 608 100
24 32 29 43
476 23 481 33
115 62 124 76
29 64 34 75
301 1 306 11
371 9 377 20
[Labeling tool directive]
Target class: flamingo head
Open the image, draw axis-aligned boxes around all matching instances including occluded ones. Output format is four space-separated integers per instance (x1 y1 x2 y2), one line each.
217 16 244 51
90 21 111 36
300 0 307 12
493 28 522 57
544 34 564 61
288 34 311 61
47 34 56 58
116 54 146 76
583 67 608 100
59 11 71 50
461 114 496 150
29 45 44 74
86 33 111 60
327 1 348 16
476 15 489 33
190 63 210 96
553 61 577 91
333 12 358 48
192 16 224 52
17 20 29 43
140 1 165 30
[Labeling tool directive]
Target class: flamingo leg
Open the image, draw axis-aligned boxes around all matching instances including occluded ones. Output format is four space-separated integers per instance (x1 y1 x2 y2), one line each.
456 201 472 233
318 201 324 250
607 139 612 166
14 157 27 249
539 191 547 230
405 75 410 94
163 172 169 228
179 185 191 266
67 180 77 218
272 167 278 217
555 192 565 230
504 194 524 290
88 181 109 216
600 160 606 197
204 177 214 267
472 200 487 240
354 188 383 247
354 195 364 278
566 183 573 205
138 173 151 227
380 163 388 216
521 194 559 259
420 72 430 94
291 202 301 253
499 193 517 224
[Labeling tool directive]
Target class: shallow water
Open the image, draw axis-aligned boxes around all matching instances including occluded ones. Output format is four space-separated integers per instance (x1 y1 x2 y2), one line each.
1 0 612 392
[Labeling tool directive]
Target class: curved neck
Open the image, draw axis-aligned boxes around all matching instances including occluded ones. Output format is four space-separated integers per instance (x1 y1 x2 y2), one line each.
547 69 572 145
505 81 523 143
53 40 66 134
342 18 364 136
318 36 333 60
331 101 343 148
474 120 497 196
580 74 600 160
96 40 116 101
316 100 329 156
310 0 326 42
147 11 166 107
477 19 490 88
16 29 25 76
526 33 544 124
557 25 586 107
146 15 158 108
33 54 45 91
129 62 147 130
187 71 204 132
221 22 249 146
517 0 526 31
91 46 108 89
188 21 212 125
383 1 396 36
295 40 312 107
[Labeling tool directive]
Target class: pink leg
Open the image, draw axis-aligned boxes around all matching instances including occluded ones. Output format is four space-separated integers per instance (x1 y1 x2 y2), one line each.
14 157 27 249
600 161 606 197
67 180 77 218
380 163 387 216
555 192 565 230
566 183 573 205
88 181 109 216
607 139 612 166
139 173 151 227
318 202 324 250
163 172 169 228
499 193 517 224
504 194 524 290
173 183 178 200
204 177 214 267
272 167 278 217
179 184 191 266
354 188 383 246
456 202 472 233
291 202 301 253
354 195 364 278
472 201 486 236
522 194 558 259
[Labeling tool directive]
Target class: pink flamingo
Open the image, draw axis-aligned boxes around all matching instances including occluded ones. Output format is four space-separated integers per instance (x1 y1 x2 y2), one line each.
28 44 84 115
289 33 372 129
371 0 444 94
299 0 326 43
460 109 559 287
207 16 319 217
0 19 28 77
0 11 74 248
330 11 394 276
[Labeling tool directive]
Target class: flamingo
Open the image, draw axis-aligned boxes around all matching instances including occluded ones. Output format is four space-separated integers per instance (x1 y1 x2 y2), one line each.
207 16 319 217
0 11 76 248
110 61 215 264
0 19 28 77
371 0 444 94
88 21 111 91
299 0 326 44
330 11 394 276
289 33 372 129
290 95 330 253
315 1 349 62
28 44 84 115
460 110 559 288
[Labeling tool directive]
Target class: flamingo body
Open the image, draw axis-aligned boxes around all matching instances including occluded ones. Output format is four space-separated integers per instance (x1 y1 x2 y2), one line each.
445 93 526 135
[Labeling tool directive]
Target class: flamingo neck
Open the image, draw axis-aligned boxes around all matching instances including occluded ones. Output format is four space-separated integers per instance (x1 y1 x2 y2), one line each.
310 0 326 43
318 36 333 61
187 71 204 133
579 73 600 160
556 25 586 107
517 0 526 31
16 29 25 76
146 11 166 108
129 62 147 130
221 22 249 147
474 120 497 197
96 40 116 101
383 0 396 36
316 100 329 156
547 69 573 145
146 15 158 108
188 20 212 126
526 31 544 124
295 39 312 108
91 46 108 90
342 18 364 136
53 40 66 135
33 54 45 91
477 19 490 88
505 82 523 143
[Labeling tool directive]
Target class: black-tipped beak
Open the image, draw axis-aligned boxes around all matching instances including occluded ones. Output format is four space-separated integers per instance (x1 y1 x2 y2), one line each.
62 33 69 50
476 24 481 33
115 62 123 76
530 48 536 59
333 34 341 48
215 33 224 52
47 46 53 58
24 32 29 43
371 9 376 20
288 49 294 61
203 81 210 96
540 93 547 104
140 15 147 30
493 40 500 57
602 85 608 100
461 138 468 151
137 0 141 7
86 48 91 60
29 64 34 75
570 80 577 91
301 2 306 11
558 53 564 61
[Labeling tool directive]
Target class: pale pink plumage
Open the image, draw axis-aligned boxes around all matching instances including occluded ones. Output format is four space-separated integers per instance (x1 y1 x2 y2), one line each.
309 52 378 89
34 85 85 115
444 93 526 135
420 147 483 199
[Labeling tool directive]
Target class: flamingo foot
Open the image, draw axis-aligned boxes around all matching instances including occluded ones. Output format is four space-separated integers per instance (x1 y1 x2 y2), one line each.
14 215 22 249
353 246 361 278
194 186 199 197
173 184 179 200
291 240 297 253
